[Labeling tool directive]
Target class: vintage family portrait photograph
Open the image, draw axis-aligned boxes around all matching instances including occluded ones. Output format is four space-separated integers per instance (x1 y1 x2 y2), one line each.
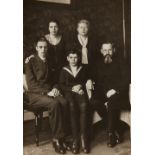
23 0 131 154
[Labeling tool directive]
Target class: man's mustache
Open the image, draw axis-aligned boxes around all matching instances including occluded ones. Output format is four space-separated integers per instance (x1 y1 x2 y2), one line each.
104 54 112 57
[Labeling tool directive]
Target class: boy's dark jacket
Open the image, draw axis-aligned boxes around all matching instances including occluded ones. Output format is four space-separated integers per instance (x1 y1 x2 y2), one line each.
59 65 90 93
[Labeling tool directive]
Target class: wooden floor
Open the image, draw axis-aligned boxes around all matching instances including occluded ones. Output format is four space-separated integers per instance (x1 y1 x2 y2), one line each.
24 119 131 155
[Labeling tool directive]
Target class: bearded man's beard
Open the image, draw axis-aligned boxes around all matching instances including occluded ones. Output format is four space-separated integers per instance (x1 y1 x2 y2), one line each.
104 55 113 64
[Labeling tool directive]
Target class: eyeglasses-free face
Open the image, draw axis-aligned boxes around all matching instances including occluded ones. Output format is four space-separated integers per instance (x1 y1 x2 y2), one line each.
36 41 48 59
49 22 59 35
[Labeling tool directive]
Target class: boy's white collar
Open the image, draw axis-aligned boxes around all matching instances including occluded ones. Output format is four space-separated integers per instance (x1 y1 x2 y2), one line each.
63 66 82 78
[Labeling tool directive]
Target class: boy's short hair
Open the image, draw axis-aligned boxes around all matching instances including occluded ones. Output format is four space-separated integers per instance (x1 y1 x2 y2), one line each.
77 19 90 28
66 48 81 58
34 36 48 47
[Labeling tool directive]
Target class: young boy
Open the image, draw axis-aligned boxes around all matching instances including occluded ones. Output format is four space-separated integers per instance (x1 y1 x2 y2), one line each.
59 49 90 154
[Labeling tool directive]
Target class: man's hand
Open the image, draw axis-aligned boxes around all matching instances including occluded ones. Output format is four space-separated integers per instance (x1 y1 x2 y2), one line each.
25 55 34 63
72 84 82 93
86 79 95 90
47 88 61 98
106 89 117 98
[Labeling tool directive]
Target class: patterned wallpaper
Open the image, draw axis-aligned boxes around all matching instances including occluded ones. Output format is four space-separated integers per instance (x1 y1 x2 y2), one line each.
23 0 130 60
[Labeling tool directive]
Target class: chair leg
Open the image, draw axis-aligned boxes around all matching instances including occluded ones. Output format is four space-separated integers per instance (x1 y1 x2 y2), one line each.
38 112 43 131
35 114 39 146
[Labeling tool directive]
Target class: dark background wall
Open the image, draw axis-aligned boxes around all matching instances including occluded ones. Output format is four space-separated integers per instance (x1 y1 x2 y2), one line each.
23 0 131 65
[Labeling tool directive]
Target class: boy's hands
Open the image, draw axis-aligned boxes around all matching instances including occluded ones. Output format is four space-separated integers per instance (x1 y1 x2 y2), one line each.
72 84 82 93
78 89 84 95
72 84 84 95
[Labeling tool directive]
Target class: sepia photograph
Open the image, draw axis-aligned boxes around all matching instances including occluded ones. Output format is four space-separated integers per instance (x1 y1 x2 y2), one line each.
23 0 131 154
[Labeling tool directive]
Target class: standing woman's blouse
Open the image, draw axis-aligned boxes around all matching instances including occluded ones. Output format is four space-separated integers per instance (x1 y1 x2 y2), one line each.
45 34 67 79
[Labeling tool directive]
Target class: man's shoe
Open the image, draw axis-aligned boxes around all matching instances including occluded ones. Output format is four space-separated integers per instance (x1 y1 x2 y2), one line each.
81 138 90 153
63 141 71 151
82 147 90 154
107 133 116 147
71 142 80 154
115 131 123 144
53 140 66 154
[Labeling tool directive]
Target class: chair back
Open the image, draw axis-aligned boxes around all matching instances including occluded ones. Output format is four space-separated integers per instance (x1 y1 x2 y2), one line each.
23 74 28 92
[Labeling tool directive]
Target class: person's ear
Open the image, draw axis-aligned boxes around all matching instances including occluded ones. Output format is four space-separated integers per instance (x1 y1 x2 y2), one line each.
67 56 69 62
111 43 115 53
35 46 38 52
113 47 116 53
100 48 103 54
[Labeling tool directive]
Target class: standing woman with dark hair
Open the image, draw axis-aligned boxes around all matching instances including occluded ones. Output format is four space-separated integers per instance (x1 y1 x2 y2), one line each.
45 19 67 79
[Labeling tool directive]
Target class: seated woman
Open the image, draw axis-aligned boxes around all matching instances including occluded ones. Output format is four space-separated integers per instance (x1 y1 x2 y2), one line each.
25 37 69 154
45 19 67 78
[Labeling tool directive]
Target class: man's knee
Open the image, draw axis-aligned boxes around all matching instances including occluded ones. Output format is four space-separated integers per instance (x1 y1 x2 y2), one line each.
90 98 104 109
56 96 68 107
80 102 88 112
38 96 53 106
107 100 119 111
48 98 61 111
107 94 120 107
69 101 75 110
90 98 98 107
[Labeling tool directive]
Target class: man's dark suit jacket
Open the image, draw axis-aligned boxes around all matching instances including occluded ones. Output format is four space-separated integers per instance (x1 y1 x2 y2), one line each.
93 54 130 100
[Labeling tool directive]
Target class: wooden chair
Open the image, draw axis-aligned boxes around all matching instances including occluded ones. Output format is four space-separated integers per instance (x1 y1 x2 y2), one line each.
120 84 131 126
23 74 47 146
